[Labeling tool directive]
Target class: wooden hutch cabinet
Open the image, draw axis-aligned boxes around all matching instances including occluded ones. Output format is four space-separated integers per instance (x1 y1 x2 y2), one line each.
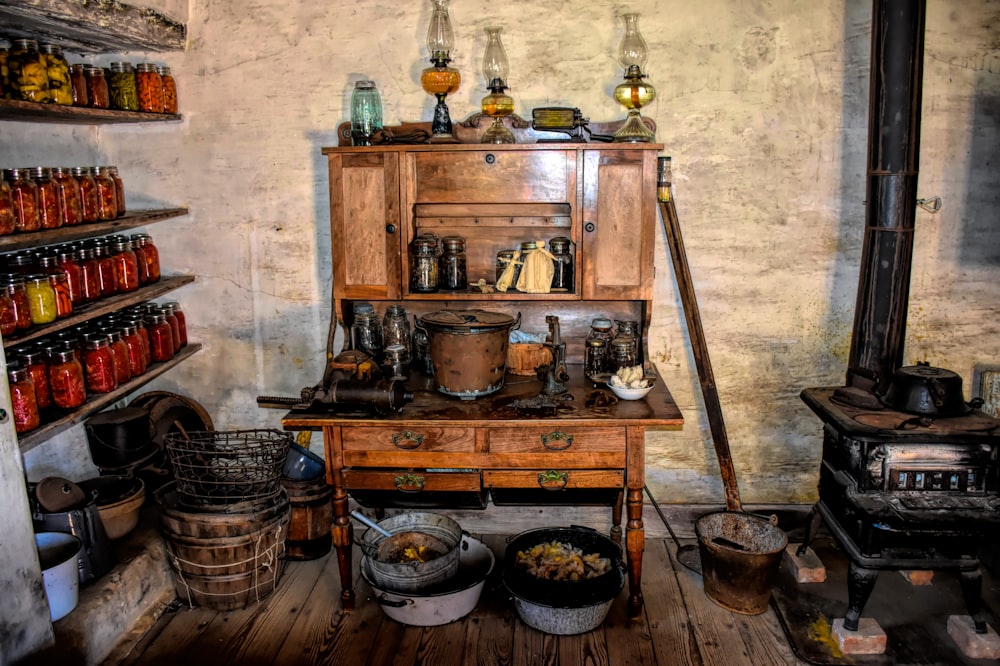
284 129 682 617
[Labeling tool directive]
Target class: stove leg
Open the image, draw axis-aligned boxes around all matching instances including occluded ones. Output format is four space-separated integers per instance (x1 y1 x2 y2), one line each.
959 569 988 634
797 505 822 557
844 562 878 632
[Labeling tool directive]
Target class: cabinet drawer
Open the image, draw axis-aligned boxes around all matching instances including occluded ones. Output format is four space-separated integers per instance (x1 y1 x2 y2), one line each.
344 469 481 493
485 427 626 468
411 150 573 204
484 469 624 491
341 427 482 468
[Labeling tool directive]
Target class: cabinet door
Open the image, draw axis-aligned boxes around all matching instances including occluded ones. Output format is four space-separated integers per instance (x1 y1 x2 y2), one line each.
328 151 401 300
580 149 657 300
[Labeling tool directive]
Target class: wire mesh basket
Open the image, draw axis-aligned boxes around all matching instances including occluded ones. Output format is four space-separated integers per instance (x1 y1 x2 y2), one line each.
164 429 292 506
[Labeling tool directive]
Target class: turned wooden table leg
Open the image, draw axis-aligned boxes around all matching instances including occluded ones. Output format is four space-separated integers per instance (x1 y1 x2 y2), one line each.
610 489 624 545
625 487 645 617
331 485 355 610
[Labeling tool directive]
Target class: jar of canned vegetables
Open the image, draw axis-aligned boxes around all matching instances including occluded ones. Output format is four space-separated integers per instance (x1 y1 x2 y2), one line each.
107 62 138 111
0 179 16 236
51 167 83 226
48 348 87 409
92 167 118 220
82 335 118 393
17 348 51 411
69 63 88 106
4 277 32 331
29 167 63 230
25 274 58 325
40 44 72 105
72 166 100 223
105 166 126 216
135 63 164 113
84 65 110 109
8 367 40 433
8 39 49 103
7 168 41 232
159 65 178 114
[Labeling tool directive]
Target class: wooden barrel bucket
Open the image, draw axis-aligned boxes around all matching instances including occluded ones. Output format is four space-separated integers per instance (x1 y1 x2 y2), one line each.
155 482 289 610
280 476 333 561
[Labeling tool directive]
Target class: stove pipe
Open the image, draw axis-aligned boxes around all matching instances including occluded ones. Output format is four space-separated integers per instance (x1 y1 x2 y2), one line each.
845 0 927 395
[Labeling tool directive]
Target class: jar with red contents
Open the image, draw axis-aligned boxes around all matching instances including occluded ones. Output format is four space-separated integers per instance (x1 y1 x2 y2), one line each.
159 304 181 351
29 167 63 230
105 330 132 385
16 348 51 411
47 273 73 318
76 247 102 303
5 277 33 331
6 253 36 275
110 238 139 292
6 168 41 232
106 166 126 217
70 63 88 107
51 167 83 226
82 335 118 393
48 348 87 409
136 63 164 113
0 288 17 336
55 250 84 305
91 242 118 297
120 323 148 377
0 179 16 235
162 301 188 347
144 313 174 363
92 167 118 221
159 65 178 114
130 234 160 282
8 366 40 433
83 65 109 109
71 167 99 223
123 316 151 366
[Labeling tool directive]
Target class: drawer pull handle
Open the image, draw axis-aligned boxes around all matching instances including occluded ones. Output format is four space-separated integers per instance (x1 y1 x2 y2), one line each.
540 431 573 450
537 470 569 490
392 430 424 449
394 473 425 493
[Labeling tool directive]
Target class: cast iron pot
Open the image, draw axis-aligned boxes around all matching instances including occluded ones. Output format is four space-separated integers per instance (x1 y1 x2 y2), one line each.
879 362 973 417
503 526 625 635
418 310 520 399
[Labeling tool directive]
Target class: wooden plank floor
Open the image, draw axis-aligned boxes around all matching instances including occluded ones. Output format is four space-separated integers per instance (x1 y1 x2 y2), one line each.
108 536 805 666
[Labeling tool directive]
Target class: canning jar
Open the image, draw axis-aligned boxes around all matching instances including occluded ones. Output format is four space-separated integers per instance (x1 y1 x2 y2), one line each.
409 235 439 293
40 44 72 105
161 301 187 347
69 63 88 106
411 319 433 376
614 319 642 366
5 253 35 275
0 179 16 235
8 367 40 433
121 324 148 376
4 278 32 331
92 167 118 220
72 167 100 223
160 303 182 351
381 304 410 362
381 344 408 381
25 275 57 325
92 242 119 297
108 62 138 111
47 273 73 318
130 234 160 282
439 236 468 291
0 288 16 336
106 330 132 385
110 238 139 292
82 335 118 393
159 65 178 114
7 168 41 232
609 337 638 374
106 166 126 216
584 337 609 378
350 80 383 146
54 250 84 305
8 39 49 103
76 247 102 303
135 63 164 113
144 313 174 362
29 167 63 230
48 348 87 409
18 348 51 410
83 65 110 109
549 236 574 292
351 306 383 363
51 167 83 226
495 249 521 289
124 316 151 365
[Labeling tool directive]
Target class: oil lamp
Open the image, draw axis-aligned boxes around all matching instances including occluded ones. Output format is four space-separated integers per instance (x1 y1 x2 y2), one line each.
612 13 656 143
420 0 461 142
480 26 514 144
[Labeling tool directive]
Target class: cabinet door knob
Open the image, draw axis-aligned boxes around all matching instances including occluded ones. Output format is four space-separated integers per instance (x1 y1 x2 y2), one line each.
484 153 496 164
385 224 396 234
584 222 596 233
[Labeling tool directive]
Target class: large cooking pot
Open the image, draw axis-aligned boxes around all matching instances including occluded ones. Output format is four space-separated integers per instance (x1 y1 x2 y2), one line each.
503 526 624 635
879 362 972 417
418 310 520 399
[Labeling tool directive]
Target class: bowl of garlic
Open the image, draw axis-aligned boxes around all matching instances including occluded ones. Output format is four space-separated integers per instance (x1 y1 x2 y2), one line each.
607 365 655 400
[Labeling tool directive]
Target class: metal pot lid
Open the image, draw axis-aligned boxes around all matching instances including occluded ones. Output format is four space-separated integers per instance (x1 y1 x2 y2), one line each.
420 309 516 330
35 476 87 513
895 364 962 382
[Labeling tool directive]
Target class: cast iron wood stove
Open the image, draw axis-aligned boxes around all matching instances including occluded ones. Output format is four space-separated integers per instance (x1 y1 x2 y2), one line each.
799 0 1000 635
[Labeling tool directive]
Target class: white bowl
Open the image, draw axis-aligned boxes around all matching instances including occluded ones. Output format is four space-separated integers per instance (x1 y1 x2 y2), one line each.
608 383 654 401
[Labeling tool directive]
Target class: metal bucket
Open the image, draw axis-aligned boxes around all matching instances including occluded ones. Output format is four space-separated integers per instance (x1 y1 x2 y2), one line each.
419 310 519 399
695 511 787 615
360 512 462 593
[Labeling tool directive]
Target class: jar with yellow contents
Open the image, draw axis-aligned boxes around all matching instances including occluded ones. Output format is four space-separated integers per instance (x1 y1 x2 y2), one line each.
40 44 72 105
24 274 58 325
8 39 49 103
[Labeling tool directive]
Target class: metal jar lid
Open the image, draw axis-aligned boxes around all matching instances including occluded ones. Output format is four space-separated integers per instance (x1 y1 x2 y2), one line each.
419 309 517 333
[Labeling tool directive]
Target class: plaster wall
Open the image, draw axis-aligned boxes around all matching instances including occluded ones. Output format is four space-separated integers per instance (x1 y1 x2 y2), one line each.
9 0 1000 508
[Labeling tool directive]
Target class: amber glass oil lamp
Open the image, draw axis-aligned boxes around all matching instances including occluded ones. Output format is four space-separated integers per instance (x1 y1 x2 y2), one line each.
612 13 656 143
420 0 461 143
480 26 514 144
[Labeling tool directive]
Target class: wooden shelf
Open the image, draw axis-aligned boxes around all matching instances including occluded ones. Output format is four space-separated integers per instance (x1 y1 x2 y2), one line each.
0 0 186 54
3 275 195 349
0 208 188 252
0 99 182 124
17 342 201 453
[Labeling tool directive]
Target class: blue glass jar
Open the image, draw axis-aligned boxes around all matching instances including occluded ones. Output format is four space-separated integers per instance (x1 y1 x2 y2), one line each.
350 80 383 146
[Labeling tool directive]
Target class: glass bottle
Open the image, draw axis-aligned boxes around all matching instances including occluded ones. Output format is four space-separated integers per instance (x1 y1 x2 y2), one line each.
83 65 110 109
48 348 87 409
5 277 33 331
121 323 148 377
162 301 187 347
106 166 126 216
381 344 409 381
144 313 175 362
159 65 178 114
18 348 51 411
8 39 49 103
0 178 16 235
51 167 83 226
130 234 160 282
549 236 574 292
609 337 638 374
585 336 609 378
111 237 139 292
76 247 102 303
72 167 100 223
382 304 410 362
108 62 138 111
69 63 88 106
82 335 118 393
47 273 73 318
7 168 41 232
350 80 383 146
92 167 118 220
106 330 132 385
29 166 63 230
135 63 164 113
614 319 642 366
40 44 72 105
25 274 58 325
439 236 468 290
351 306 383 363
411 316 433 376
409 235 439 293
8 367 40 433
